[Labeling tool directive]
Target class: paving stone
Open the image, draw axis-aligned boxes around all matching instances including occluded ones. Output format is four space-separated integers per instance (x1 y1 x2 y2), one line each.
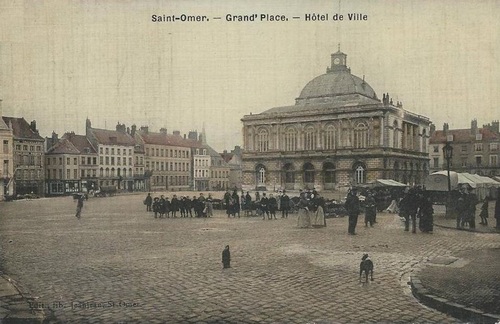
0 195 498 323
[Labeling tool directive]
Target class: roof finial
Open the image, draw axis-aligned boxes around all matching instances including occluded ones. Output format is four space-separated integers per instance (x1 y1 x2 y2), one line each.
338 43 340 52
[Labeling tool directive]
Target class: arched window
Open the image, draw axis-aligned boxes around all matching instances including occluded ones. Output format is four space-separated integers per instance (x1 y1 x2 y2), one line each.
354 122 368 148
123 168 127 177
393 120 399 148
324 125 336 150
304 126 316 150
284 127 297 151
100 167 103 177
257 129 269 152
303 163 315 185
111 168 115 177
353 162 366 184
105 168 110 177
323 162 336 189
256 166 266 185
284 163 295 185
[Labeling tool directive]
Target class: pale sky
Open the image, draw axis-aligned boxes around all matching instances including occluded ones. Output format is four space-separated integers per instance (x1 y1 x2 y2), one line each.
0 0 499 151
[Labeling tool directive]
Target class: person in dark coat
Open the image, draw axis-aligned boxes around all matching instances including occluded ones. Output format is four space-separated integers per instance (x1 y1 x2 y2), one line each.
198 193 206 217
364 191 376 227
223 190 231 217
495 188 500 229
465 186 478 229
345 188 360 235
269 194 278 219
418 191 434 233
153 197 160 218
222 245 231 269
75 194 85 219
191 196 198 217
400 188 419 233
159 195 166 218
145 193 153 212
479 197 489 225
231 191 240 218
280 190 290 218
179 196 186 217
163 197 171 218
170 195 179 218
245 192 252 216
260 193 270 220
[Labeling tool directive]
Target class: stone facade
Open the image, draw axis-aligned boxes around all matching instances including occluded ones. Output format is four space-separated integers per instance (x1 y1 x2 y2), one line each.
241 50 430 190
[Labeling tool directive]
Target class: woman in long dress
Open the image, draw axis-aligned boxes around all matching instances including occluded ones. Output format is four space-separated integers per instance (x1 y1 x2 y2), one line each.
297 192 311 228
311 195 326 227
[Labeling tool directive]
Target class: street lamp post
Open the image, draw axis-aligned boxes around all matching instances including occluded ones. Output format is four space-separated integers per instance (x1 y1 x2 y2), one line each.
442 142 454 218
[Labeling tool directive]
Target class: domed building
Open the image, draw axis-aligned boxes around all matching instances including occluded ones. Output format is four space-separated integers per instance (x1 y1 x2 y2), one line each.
241 49 431 190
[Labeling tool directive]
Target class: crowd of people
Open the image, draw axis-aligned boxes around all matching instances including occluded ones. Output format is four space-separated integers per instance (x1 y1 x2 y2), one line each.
344 186 434 235
140 186 500 232
144 192 215 218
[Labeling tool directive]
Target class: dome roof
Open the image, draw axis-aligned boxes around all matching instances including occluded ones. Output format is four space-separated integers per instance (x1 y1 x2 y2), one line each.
296 50 378 104
298 70 377 100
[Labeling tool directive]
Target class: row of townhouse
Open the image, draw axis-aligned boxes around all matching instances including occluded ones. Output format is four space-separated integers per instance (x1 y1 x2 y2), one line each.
429 120 500 177
0 116 234 198
44 119 233 196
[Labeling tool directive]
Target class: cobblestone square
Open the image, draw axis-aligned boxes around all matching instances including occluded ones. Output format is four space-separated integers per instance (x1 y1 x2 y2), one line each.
0 194 498 323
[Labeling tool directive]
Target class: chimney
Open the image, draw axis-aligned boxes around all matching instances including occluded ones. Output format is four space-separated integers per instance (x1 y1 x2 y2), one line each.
160 128 168 134
140 126 149 134
131 125 137 136
430 124 436 135
443 123 449 133
492 120 499 133
471 119 478 135
184 134 186 139
116 122 126 133
173 130 180 136
30 120 38 134
52 131 58 142
126 126 130 134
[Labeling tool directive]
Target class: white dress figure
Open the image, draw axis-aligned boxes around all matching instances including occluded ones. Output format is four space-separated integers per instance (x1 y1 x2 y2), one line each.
297 194 311 228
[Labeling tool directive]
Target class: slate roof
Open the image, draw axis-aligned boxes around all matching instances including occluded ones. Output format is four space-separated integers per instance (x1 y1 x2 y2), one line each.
1 117 44 141
64 133 97 154
430 128 500 144
89 128 136 146
46 133 97 155
138 131 202 148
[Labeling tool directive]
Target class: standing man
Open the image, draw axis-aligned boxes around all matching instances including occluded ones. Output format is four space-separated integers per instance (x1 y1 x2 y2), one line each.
145 193 153 212
280 190 290 218
224 190 231 218
260 193 270 220
364 191 376 227
269 194 278 220
495 188 500 229
345 188 360 235
465 186 478 229
170 195 179 218
75 194 85 219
